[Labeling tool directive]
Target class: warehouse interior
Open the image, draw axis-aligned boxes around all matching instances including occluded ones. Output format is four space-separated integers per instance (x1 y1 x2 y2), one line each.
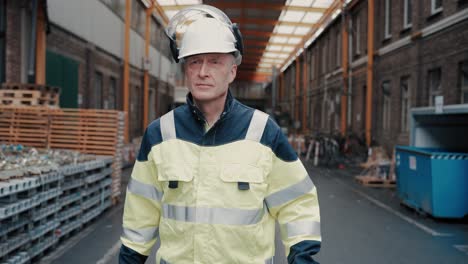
1 0 468 263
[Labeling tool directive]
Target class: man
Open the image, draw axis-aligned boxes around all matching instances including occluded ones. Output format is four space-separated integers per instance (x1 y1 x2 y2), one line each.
119 5 321 264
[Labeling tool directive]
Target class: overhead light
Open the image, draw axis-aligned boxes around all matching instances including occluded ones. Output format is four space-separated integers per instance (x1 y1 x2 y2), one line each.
289 0 314 7
158 0 176 6
294 26 310 35
280 10 305 22
270 36 288 44
266 45 283 51
302 12 322 23
287 37 302 44
177 0 202 4
276 25 296 34
263 52 279 58
313 0 334 8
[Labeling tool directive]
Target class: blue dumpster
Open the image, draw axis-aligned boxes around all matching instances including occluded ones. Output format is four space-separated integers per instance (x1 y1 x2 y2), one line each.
395 146 468 218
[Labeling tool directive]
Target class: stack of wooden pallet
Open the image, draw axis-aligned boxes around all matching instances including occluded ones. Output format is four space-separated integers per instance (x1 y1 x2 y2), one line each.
0 83 60 107
355 146 396 188
0 106 126 202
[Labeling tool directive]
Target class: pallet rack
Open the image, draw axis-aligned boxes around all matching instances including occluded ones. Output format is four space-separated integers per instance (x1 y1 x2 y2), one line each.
0 106 126 200
0 155 113 264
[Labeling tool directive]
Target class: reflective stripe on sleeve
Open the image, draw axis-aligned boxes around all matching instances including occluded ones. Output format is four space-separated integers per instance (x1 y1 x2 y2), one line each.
127 178 163 202
161 110 176 141
122 226 158 243
162 204 266 225
284 220 321 238
265 176 314 208
245 110 269 142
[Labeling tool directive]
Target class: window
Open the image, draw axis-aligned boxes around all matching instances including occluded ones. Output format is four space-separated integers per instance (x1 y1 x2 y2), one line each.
431 0 443 14
461 61 468 104
310 53 315 80
322 41 327 74
354 14 360 55
403 0 413 28
94 72 103 109
382 81 391 131
108 77 117 109
336 30 341 67
384 0 392 39
400 77 410 132
428 68 442 106
131 0 146 36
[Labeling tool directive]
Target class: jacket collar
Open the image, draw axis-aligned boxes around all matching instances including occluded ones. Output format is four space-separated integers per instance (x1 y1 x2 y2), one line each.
186 90 235 122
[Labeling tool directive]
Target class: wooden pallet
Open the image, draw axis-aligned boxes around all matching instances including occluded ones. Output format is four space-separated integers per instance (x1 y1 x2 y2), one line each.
355 176 396 188
0 105 126 199
0 84 60 107
1 83 61 94
0 90 41 99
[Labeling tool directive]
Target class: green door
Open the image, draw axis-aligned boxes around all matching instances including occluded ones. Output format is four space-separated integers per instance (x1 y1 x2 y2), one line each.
46 50 79 108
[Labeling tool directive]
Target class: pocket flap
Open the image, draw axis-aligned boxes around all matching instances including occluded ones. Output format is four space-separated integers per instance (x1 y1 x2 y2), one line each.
220 164 264 183
158 163 194 182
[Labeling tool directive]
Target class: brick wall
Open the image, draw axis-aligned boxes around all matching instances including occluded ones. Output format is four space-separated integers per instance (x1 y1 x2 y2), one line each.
5 0 22 82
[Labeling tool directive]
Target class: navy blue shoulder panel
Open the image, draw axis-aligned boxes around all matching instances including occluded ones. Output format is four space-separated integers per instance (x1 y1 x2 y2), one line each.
173 100 255 146
173 104 205 145
150 100 297 162
137 118 163 162
216 102 255 143
260 117 298 162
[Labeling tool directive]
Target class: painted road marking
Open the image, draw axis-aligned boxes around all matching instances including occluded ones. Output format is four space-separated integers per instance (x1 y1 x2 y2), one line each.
331 178 452 237
96 240 122 264
454 245 468 255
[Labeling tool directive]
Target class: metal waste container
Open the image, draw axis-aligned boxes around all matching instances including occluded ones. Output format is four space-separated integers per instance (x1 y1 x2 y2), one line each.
395 146 468 218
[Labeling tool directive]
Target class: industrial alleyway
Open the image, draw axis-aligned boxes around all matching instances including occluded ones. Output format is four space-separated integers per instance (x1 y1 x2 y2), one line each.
39 163 468 264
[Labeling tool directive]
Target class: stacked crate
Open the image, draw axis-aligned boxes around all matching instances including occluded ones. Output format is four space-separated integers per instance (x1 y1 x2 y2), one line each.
0 107 49 148
0 84 60 108
0 148 113 264
0 106 127 203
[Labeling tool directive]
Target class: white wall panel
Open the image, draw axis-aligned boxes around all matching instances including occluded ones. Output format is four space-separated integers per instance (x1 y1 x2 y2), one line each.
48 0 174 82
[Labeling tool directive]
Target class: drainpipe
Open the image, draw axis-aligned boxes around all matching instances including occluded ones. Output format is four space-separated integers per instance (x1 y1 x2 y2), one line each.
27 0 38 83
123 0 131 143
366 0 375 146
347 14 353 129
272 66 278 112
340 4 348 136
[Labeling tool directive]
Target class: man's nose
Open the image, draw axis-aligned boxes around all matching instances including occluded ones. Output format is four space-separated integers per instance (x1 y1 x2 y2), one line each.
198 61 209 77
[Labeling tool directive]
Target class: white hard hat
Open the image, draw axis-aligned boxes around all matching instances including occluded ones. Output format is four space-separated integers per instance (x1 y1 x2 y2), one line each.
165 5 243 65
178 17 237 60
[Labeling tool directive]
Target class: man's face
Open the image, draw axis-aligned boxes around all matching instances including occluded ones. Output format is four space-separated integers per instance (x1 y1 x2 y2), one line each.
184 53 237 103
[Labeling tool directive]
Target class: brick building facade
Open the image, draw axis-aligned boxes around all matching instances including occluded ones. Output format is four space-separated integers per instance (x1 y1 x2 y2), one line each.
1 0 175 140
279 0 468 154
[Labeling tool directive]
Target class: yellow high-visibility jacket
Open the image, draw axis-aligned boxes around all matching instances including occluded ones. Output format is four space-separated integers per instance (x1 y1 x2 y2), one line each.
120 92 321 264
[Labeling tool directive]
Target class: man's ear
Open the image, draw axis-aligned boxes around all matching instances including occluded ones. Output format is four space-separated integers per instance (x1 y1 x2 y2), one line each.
228 64 237 83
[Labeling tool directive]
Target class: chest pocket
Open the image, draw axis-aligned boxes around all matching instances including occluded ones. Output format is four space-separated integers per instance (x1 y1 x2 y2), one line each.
219 164 267 208
157 163 194 201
